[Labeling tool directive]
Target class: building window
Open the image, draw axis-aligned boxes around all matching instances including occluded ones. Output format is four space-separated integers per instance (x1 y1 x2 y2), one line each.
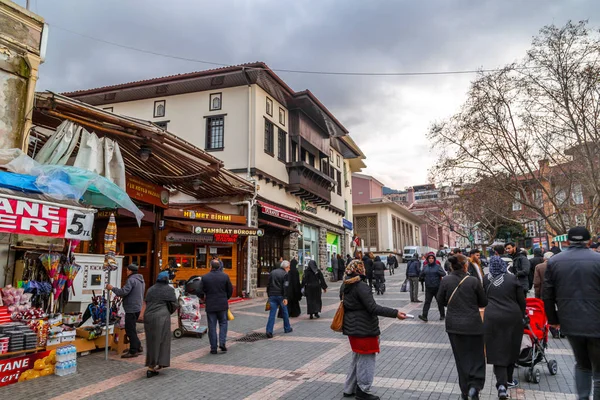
279 107 285 126
512 192 522 211
329 150 334 163
308 153 315 167
103 107 113 113
354 215 378 249
321 159 329 176
266 97 273 116
206 116 224 150
277 129 287 162
336 170 342 196
154 121 168 130
535 189 543 206
297 224 319 268
209 93 222 111
336 154 341 168
264 119 274 156
344 200 348 218
291 141 298 162
575 214 586 227
555 188 567 206
154 100 166 118
572 184 584 205
526 221 537 238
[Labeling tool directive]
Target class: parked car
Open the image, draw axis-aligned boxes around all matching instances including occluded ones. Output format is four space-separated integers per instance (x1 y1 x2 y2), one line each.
402 246 419 263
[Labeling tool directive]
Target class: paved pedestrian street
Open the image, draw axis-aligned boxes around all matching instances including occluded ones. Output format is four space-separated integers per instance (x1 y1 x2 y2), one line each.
1 265 578 400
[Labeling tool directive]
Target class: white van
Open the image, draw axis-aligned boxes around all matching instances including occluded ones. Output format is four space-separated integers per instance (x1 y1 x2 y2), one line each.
402 246 420 263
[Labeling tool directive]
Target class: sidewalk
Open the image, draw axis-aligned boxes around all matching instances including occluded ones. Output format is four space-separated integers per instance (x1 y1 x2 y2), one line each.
0 265 577 399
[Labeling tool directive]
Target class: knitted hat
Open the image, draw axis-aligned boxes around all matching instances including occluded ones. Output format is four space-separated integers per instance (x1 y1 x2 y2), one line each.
127 263 139 272
345 260 366 276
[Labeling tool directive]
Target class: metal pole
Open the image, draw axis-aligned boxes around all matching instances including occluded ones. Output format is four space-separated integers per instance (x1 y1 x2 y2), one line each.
105 271 110 360
26 0 30 10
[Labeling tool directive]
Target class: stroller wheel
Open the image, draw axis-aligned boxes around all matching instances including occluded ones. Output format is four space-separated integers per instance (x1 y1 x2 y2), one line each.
547 360 558 375
173 328 183 339
533 367 542 384
525 368 532 383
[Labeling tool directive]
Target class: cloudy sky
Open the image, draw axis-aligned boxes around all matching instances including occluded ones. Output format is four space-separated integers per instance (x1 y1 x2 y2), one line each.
16 0 600 189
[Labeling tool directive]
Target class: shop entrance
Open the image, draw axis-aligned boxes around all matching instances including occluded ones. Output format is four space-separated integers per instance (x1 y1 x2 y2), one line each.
257 234 283 288
119 241 151 287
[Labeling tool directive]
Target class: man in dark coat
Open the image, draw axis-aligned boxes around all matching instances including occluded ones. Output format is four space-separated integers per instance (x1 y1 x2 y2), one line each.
544 227 600 399
362 253 375 291
266 260 293 338
528 248 544 291
550 241 562 255
372 256 386 295
418 252 446 322
386 254 398 276
302 260 328 319
107 263 145 358
505 242 530 296
406 257 422 302
199 260 233 354
338 255 346 281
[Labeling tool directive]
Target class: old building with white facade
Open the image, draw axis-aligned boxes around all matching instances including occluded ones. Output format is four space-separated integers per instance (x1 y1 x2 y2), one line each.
65 62 365 295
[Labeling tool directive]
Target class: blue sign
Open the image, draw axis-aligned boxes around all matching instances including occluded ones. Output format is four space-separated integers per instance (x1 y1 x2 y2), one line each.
342 218 353 230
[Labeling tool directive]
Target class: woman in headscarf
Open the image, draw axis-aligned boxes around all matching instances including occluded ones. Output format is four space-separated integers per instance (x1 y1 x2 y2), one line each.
341 260 406 400
286 257 302 318
438 255 488 400
338 254 346 281
483 245 526 399
332 253 339 282
372 256 386 295
143 271 178 378
302 260 328 319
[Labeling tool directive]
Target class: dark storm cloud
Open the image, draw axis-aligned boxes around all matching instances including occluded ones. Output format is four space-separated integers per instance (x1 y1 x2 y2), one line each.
16 0 600 188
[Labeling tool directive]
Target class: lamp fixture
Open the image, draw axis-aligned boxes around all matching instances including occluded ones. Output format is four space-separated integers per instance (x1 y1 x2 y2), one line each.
138 145 152 162
192 178 203 191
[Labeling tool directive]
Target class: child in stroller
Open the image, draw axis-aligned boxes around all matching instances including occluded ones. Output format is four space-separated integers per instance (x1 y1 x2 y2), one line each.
517 298 558 383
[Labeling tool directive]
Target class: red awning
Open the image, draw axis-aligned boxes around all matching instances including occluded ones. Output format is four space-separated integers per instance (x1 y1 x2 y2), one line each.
258 219 300 233
257 200 300 223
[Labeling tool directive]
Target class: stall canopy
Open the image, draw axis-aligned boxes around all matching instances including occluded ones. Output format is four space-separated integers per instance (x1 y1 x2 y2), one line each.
32 92 254 200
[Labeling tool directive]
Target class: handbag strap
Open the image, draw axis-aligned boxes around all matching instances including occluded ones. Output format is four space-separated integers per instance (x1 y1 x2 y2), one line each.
448 276 469 305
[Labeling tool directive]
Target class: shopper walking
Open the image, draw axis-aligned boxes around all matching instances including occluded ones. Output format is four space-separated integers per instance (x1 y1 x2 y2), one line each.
341 260 407 400
533 252 554 299
483 245 526 399
143 271 178 378
544 227 600 400
332 253 339 282
406 256 422 302
285 257 303 318
549 241 562 255
505 242 531 296
372 256 386 295
338 254 346 281
362 252 375 292
107 263 145 358
302 260 328 319
199 259 233 354
266 260 293 338
468 249 484 285
387 253 397 275
528 248 544 291
346 254 353 267
418 252 446 322
438 255 487 400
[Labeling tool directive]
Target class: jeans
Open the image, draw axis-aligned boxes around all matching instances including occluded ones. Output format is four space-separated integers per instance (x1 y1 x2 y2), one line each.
493 364 515 389
344 351 377 394
125 312 141 354
266 296 291 334
422 287 445 319
409 277 420 302
567 335 600 399
206 311 228 351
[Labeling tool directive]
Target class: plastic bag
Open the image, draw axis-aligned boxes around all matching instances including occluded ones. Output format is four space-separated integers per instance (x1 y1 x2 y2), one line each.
117 304 126 328
179 295 202 333
401 279 410 293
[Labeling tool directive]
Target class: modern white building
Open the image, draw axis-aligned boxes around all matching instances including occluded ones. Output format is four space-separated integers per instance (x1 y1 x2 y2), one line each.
65 62 365 295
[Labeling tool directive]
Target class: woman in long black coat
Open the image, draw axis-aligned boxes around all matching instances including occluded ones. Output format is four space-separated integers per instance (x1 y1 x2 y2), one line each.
337 254 346 281
286 258 303 318
302 260 327 319
483 247 526 399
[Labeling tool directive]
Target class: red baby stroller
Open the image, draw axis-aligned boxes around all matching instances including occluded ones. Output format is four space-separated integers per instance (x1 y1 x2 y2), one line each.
517 298 558 383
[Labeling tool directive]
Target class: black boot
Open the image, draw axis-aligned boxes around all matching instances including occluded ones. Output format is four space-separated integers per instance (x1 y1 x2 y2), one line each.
356 386 380 400
467 387 479 400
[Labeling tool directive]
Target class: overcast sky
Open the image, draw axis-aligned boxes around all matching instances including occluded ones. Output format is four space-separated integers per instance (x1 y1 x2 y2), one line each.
17 0 600 189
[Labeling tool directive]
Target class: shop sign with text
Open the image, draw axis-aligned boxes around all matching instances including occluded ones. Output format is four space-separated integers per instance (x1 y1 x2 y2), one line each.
0 195 94 241
0 350 51 387
164 208 246 225
126 175 169 208
192 225 263 236
300 200 318 214
166 232 214 244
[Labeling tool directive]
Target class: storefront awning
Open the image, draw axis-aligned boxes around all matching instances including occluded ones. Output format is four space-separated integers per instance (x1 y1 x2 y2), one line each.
554 234 568 242
257 200 300 223
258 218 300 233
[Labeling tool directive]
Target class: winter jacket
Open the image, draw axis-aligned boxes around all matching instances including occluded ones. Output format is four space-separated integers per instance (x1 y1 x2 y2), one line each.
533 261 548 299
543 244 600 337
419 263 446 289
340 276 398 337
437 271 487 335
362 255 374 279
406 260 421 278
267 267 289 298
372 261 386 277
467 262 484 284
509 253 530 291
199 270 233 313
387 256 398 269
112 273 145 313
529 253 544 290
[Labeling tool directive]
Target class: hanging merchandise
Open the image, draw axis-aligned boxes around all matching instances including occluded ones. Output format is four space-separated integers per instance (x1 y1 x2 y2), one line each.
39 253 61 280
103 214 118 272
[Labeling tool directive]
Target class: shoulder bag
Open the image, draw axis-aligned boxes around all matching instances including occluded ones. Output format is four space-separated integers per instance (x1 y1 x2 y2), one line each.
330 294 344 332
448 276 470 305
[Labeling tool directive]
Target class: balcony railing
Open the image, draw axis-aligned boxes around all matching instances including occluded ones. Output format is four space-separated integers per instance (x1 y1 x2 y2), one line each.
286 161 335 205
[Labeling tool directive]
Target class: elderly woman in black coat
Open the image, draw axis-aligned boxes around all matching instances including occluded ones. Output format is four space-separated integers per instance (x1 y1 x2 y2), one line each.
341 260 406 400
484 245 526 399
438 255 488 400
302 260 327 319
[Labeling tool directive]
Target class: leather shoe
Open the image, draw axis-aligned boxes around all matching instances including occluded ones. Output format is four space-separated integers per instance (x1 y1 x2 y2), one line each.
266 332 273 338
121 352 139 359
219 345 227 352
342 392 355 397
356 387 379 400
467 387 479 400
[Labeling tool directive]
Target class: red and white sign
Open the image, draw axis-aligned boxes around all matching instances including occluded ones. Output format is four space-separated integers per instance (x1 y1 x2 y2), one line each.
0 195 94 241
257 201 300 223
0 350 51 387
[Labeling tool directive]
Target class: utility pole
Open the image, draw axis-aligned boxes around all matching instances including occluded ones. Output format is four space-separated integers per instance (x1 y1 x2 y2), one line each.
26 0 30 10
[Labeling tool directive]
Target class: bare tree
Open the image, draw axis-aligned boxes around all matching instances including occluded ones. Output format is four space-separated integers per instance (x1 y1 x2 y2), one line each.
429 21 600 236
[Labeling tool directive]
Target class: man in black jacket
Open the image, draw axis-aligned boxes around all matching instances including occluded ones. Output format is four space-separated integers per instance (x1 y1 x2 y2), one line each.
406 257 422 302
528 248 544 291
199 260 233 354
265 260 293 338
544 227 600 400
386 254 397 276
505 242 530 296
